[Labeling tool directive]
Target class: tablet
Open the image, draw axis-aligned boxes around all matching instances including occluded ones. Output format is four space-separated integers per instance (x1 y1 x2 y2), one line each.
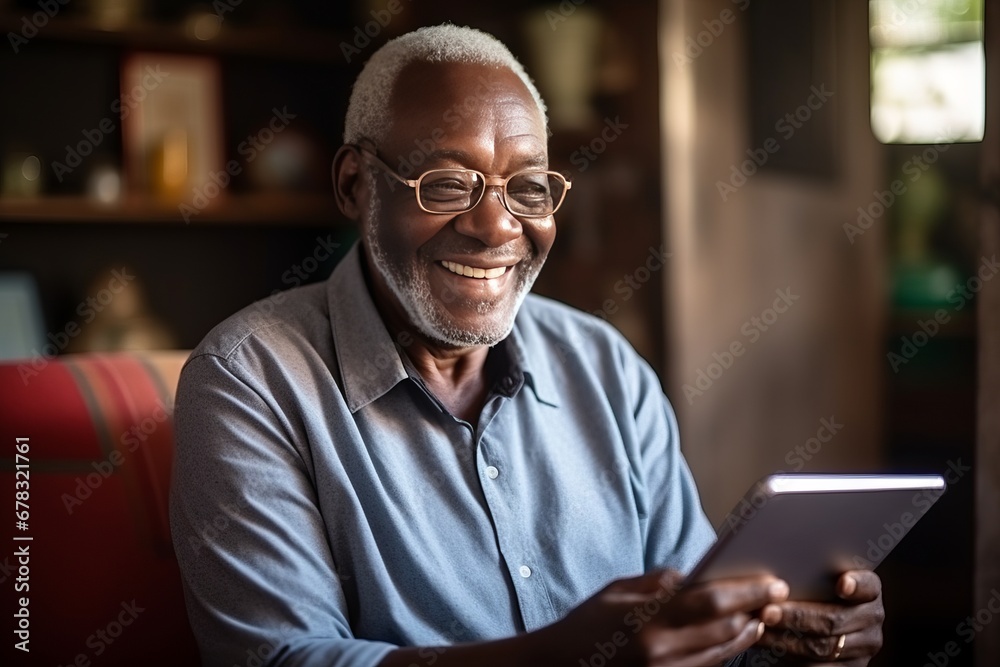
683 473 947 601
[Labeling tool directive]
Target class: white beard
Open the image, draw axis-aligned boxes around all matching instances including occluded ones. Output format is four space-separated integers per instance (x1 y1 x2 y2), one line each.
363 178 543 348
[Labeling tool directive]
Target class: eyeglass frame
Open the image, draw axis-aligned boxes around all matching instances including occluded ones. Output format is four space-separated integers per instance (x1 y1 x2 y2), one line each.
354 144 572 218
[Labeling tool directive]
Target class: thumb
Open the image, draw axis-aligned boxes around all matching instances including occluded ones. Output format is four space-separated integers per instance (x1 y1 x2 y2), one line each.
610 568 684 597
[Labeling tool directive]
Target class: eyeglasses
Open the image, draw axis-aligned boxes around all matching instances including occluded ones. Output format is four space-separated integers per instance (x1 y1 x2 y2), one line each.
357 146 571 218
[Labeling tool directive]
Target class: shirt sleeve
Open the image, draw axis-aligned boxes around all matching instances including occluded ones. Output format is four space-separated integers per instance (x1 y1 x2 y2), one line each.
621 345 749 666
621 344 718 574
169 353 397 667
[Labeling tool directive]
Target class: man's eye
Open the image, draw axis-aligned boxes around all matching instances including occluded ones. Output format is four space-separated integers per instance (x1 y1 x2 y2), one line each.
425 180 469 191
422 180 472 196
508 176 550 199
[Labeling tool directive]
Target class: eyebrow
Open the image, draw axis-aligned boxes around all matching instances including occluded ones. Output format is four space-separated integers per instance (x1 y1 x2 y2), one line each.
423 149 549 171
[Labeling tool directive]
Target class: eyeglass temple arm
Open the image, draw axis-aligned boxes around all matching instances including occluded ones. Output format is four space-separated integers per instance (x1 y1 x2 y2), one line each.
356 145 420 188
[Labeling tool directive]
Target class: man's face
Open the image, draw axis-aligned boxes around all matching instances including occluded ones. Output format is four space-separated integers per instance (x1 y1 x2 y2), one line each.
360 61 556 348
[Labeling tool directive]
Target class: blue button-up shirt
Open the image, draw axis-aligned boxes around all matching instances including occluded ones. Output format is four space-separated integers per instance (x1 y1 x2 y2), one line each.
170 243 718 667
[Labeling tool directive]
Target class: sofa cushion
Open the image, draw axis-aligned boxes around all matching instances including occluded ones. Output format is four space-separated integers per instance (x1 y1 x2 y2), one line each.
0 351 200 666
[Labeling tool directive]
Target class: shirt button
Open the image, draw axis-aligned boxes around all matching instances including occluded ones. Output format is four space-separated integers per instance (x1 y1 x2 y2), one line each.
485 466 499 479
519 565 532 578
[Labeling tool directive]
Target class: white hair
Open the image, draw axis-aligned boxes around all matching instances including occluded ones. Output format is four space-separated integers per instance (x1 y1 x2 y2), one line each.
343 24 547 144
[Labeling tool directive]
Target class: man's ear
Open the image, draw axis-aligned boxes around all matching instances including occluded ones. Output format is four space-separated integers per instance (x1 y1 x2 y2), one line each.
332 145 369 222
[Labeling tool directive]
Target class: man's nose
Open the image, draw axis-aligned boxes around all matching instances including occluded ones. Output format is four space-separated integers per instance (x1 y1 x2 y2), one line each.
452 186 523 248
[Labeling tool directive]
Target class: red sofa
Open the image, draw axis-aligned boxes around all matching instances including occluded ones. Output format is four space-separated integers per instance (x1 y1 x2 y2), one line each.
0 351 200 667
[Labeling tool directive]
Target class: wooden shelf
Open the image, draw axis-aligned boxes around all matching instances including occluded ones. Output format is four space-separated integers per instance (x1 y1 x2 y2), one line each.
0 193 341 226
0 14 347 63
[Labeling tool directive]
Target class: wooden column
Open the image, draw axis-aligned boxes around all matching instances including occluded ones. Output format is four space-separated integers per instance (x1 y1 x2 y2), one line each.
976 3 1000 665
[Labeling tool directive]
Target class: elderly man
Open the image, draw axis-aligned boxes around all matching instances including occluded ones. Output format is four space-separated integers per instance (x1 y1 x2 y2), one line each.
170 24 884 667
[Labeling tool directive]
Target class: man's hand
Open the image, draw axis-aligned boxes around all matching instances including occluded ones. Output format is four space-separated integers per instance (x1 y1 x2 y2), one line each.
534 569 790 667
755 570 885 665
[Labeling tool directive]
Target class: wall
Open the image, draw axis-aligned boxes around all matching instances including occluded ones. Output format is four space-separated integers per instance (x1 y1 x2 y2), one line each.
660 0 885 523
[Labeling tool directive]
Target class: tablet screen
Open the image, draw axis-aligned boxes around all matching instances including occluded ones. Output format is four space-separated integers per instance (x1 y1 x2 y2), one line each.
684 474 946 601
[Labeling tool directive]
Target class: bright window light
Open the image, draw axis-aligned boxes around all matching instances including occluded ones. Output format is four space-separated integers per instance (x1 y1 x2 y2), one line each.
870 0 984 143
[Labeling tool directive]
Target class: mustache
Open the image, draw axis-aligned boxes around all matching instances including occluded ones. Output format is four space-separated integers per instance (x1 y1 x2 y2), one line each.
432 241 535 263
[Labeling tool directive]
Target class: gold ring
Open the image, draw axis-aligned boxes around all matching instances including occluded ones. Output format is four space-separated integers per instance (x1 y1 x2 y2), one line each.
831 633 847 660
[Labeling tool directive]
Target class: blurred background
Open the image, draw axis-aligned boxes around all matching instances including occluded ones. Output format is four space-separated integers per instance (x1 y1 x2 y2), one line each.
0 0 996 664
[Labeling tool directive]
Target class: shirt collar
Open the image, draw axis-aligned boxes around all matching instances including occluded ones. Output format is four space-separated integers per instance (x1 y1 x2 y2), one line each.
327 242 560 411
327 243 409 413
506 305 560 408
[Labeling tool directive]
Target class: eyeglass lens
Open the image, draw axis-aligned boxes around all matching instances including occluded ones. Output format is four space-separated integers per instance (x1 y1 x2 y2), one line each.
418 170 565 215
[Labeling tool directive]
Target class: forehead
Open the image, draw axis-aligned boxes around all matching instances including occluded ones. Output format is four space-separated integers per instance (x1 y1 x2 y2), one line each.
384 61 547 164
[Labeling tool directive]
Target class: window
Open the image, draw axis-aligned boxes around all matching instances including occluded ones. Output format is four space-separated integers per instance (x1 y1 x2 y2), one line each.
870 0 984 143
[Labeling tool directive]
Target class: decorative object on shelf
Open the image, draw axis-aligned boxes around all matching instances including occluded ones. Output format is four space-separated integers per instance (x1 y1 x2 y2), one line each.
151 127 189 200
86 162 123 205
246 127 327 192
83 0 144 29
184 9 223 42
1 153 43 198
67 267 177 353
121 53 223 206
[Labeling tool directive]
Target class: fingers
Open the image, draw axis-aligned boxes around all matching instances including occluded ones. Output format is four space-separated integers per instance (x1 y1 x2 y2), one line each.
759 571 883 637
763 598 883 636
837 570 882 603
755 577 885 664
578 572 773 667
599 569 679 607
658 612 754 655
643 569 686 595
665 576 789 625
666 617 765 667
757 623 883 663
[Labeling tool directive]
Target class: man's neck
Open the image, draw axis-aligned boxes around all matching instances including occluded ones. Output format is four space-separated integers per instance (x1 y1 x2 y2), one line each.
359 250 497 423
406 337 493 425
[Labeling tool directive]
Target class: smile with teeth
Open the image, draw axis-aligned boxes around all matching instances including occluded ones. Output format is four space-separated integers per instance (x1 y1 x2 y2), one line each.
441 260 509 279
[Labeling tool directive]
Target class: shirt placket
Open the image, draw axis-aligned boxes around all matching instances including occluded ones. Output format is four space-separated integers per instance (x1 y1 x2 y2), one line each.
472 381 558 631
